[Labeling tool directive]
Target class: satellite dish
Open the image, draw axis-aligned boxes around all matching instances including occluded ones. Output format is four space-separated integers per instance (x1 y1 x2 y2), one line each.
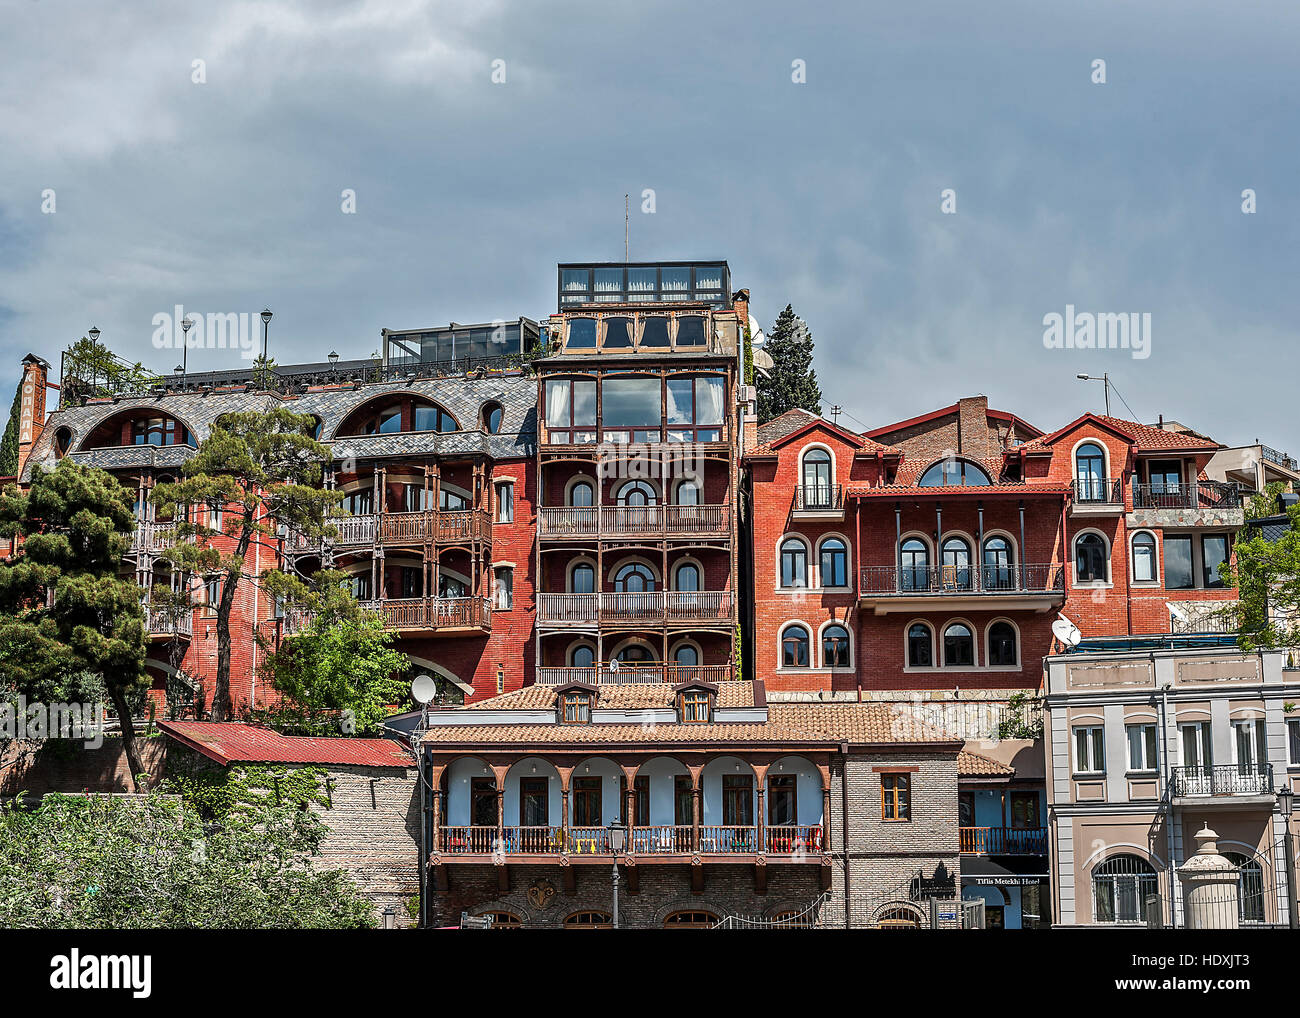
608 659 620 673
1167 604 1189 623
410 673 438 705
748 315 764 345
1051 615 1082 649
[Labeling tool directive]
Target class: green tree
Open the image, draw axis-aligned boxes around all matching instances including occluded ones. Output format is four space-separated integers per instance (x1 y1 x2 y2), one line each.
0 790 375 928
755 304 823 424
152 407 341 720
257 570 409 736
60 335 162 404
0 378 21 477
0 460 152 786
1223 495 1300 652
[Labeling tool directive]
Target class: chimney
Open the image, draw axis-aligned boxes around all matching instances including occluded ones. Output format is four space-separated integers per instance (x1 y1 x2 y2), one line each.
15 354 50 476
956 395 990 460
732 288 750 330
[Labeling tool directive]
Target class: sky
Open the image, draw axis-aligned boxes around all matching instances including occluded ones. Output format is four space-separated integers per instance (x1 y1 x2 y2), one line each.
1 0 1297 451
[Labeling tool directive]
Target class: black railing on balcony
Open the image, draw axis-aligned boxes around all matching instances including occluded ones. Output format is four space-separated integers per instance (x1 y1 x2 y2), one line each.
959 826 1048 856
1132 480 1242 511
794 484 844 512
1170 763 1273 797
1072 477 1123 504
859 563 1064 596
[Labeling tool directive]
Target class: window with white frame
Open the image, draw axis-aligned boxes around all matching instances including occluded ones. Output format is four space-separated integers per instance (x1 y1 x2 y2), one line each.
495 482 514 523
1074 724 1105 773
1126 723 1158 771
1131 532 1157 583
1232 719 1267 773
780 538 809 588
494 567 513 610
1074 532 1109 583
822 624 851 668
1289 718 1300 765
819 537 848 588
781 624 810 667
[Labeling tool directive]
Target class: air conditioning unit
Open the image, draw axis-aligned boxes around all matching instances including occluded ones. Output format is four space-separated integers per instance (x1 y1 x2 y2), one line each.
738 385 757 405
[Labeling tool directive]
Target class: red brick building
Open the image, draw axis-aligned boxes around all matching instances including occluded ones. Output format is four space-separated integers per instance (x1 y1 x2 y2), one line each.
744 396 1245 703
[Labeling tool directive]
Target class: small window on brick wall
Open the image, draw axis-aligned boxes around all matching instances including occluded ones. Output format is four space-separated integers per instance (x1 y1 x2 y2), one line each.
881 773 911 821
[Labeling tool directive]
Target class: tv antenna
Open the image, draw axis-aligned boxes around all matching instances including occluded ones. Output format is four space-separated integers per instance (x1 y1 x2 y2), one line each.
624 194 629 260
830 405 842 426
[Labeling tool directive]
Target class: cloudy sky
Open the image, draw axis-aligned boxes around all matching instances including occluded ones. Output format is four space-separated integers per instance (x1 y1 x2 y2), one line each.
2 0 1297 450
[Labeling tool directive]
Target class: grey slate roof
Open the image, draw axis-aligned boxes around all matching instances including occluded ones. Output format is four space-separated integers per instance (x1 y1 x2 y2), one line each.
24 373 538 481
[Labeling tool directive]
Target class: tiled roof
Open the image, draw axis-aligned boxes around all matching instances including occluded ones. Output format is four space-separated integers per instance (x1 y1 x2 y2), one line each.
1023 413 1218 454
750 409 899 457
157 721 414 768
957 750 1014 778
765 703 957 744
464 681 756 711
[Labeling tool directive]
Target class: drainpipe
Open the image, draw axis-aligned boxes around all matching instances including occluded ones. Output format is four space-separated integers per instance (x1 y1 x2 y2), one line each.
1158 676 1177 928
840 742 851 929
1017 500 1026 590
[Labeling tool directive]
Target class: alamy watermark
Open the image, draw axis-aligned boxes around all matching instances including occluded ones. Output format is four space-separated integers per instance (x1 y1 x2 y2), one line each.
151 304 261 360
1042 305 1151 360
1 696 105 748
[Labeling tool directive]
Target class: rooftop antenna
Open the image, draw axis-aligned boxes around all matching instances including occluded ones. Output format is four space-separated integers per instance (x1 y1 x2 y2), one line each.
830 404 842 426
624 194 629 260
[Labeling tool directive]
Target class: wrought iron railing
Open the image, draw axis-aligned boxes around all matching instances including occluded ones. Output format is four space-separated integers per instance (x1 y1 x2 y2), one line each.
1170 763 1273 797
1132 480 1242 510
794 484 843 512
958 826 1047 856
1072 477 1123 504
858 563 1063 596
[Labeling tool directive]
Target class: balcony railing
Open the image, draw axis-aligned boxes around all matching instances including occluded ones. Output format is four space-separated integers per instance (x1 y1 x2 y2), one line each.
1132 480 1242 511
1072 477 1123 505
859 563 1064 596
535 663 733 685
959 826 1048 856
289 509 492 551
794 485 844 513
144 605 193 638
436 824 824 857
1170 764 1274 797
285 596 491 635
538 504 728 538
130 521 177 553
537 591 733 625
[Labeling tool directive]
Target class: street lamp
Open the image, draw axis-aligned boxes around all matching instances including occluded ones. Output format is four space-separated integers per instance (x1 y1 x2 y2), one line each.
1076 373 1111 416
88 326 100 343
608 820 626 929
181 316 194 380
329 350 339 379
1280 785 1297 929
260 308 273 384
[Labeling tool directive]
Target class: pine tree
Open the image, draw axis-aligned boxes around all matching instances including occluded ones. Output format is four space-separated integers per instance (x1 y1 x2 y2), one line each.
755 304 823 424
0 379 22 477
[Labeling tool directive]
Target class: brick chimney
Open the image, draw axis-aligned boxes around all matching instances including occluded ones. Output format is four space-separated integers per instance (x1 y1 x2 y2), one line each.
15 354 50 477
956 395 990 459
732 287 750 328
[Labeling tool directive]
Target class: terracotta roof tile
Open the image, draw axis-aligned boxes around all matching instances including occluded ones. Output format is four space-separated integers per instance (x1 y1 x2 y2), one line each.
463 681 756 711
157 721 414 768
957 749 1015 777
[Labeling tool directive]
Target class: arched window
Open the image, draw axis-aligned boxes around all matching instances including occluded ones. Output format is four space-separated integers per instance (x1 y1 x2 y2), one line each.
802 448 833 507
918 459 992 487
875 906 922 929
1224 853 1265 923
674 479 700 506
84 410 194 449
982 536 1015 591
819 538 848 588
780 538 808 588
569 561 596 594
988 621 1018 667
564 910 613 929
1092 855 1158 924
663 910 719 928
616 480 658 506
673 562 701 592
482 402 504 434
614 642 656 664
478 911 522 929
1075 533 1109 583
672 643 699 666
568 479 595 507
340 396 458 436
1132 532 1157 583
907 623 933 668
900 538 930 591
941 536 973 590
943 623 975 667
53 427 73 458
781 624 810 668
1075 442 1107 501
614 562 656 593
569 644 595 668
822 624 851 668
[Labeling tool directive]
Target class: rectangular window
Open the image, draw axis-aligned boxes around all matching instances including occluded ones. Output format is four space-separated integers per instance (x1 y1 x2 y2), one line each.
495 482 514 523
768 774 797 827
1010 792 1039 828
722 774 753 826
1127 723 1158 771
1180 722 1212 770
665 375 725 442
470 777 497 828
1074 725 1105 773
674 775 693 826
601 376 662 441
881 773 910 821
1201 534 1228 588
519 778 548 826
544 378 596 443
573 776 602 826
205 576 222 614
1290 718 1300 765
1233 720 1267 772
495 567 513 611
561 692 590 724
681 691 710 722
1164 535 1194 589
632 775 650 826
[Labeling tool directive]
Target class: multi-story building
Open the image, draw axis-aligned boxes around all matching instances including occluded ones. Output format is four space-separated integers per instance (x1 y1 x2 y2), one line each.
14 324 542 712
418 679 965 928
1043 637 1298 927
531 261 746 686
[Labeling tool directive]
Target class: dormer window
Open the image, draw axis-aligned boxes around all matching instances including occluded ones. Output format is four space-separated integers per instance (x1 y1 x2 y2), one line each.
681 691 710 723
560 690 593 724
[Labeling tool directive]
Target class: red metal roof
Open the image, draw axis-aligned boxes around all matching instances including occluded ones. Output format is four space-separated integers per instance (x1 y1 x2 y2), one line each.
157 721 414 768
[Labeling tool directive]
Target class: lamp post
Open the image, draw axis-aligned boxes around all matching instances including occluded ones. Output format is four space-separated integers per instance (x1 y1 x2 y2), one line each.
608 820 626 929
1076 373 1111 416
329 350 339 380
260 308 273 386
1279 784 1297 929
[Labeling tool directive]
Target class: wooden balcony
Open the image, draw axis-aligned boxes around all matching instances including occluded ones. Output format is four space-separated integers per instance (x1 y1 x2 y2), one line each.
284 596 491 636
959 826 1048 856
858 563 1064 614
535 663 733 685
144 605 193 641
537 590 733 626
130 521 177 554
289 509 492 551
435 824 824 859
538 504 729 540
